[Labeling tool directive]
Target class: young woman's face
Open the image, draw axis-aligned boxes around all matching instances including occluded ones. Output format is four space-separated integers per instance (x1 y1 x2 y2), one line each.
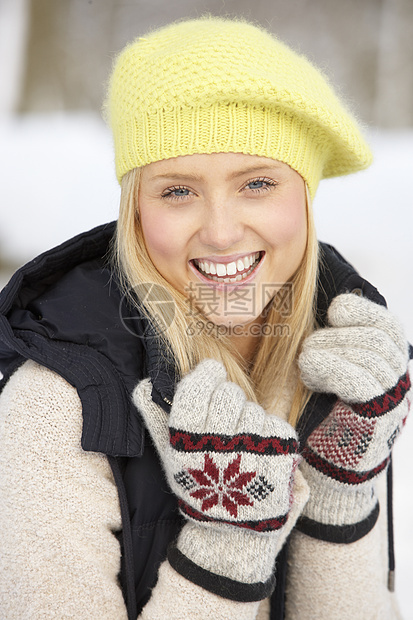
138 152 307 329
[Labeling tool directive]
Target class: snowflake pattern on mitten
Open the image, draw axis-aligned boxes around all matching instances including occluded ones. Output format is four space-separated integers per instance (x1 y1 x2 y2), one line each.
169 425 299 532
175 453 275 518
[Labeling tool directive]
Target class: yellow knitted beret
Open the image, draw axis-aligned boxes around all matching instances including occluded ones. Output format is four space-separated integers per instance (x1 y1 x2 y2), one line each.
107 17 372 197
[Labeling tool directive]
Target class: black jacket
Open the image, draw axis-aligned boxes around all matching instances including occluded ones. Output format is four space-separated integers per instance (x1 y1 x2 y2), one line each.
0 222 393 619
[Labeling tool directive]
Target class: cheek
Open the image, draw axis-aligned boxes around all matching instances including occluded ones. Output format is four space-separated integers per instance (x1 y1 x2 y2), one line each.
266 202 307 250
262 199 308 285
140 209 184 263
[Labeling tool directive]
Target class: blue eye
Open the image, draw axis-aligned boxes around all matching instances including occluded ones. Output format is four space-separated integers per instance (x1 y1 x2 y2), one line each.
161 186 192 200
245 177 277 193
248 180 265 189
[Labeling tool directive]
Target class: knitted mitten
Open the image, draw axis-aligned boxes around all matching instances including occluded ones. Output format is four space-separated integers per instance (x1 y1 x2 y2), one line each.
298 293 410 541
133 359 300 601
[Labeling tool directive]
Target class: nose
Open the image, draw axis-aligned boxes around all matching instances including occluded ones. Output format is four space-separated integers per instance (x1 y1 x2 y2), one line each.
198 201 244 251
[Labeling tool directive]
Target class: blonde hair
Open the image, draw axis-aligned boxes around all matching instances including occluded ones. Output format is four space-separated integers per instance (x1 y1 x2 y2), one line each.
113 167 318 427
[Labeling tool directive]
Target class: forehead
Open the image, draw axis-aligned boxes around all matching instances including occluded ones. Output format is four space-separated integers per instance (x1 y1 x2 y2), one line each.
140 152 296 183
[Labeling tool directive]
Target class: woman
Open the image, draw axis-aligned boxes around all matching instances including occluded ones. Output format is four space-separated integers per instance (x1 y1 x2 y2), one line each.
0 17 411 619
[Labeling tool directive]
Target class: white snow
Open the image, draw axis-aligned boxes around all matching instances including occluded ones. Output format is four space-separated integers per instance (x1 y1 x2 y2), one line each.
0 114 120 260
0 114 412 616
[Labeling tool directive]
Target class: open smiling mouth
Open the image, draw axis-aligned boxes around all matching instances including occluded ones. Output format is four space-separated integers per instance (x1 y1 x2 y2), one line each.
191 251 264 283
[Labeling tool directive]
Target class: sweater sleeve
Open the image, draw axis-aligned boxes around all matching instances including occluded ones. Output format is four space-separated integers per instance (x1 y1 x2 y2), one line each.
0 360 128 619
285 470 402 620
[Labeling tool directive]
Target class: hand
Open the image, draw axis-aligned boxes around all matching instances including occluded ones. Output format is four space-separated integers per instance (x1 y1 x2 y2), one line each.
298 292 409 403
297 294 411 539
133 359 300 601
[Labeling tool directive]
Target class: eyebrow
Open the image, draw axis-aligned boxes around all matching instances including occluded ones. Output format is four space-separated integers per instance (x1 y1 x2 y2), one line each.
150 164 284 183
227 164 284 180
150 172 204 182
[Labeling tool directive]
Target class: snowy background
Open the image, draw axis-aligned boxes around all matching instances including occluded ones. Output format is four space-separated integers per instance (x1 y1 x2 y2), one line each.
0 113 412 617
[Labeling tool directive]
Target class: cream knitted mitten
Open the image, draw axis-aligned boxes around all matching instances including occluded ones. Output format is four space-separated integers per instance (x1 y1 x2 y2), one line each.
298 293 410 540
133 359 300 601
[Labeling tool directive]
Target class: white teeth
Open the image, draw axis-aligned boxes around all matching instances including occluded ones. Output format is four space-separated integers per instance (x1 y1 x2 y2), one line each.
195 252 261 282
226 261 237 276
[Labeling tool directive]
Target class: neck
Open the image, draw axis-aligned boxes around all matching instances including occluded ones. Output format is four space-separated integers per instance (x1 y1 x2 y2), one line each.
227 315 265 365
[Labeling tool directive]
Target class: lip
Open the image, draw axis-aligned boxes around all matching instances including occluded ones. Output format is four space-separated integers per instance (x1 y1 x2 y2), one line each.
191 251 258 264
188 252 265 291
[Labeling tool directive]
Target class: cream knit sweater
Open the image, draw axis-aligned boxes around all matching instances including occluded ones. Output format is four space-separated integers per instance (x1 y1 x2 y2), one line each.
0 360 404 619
